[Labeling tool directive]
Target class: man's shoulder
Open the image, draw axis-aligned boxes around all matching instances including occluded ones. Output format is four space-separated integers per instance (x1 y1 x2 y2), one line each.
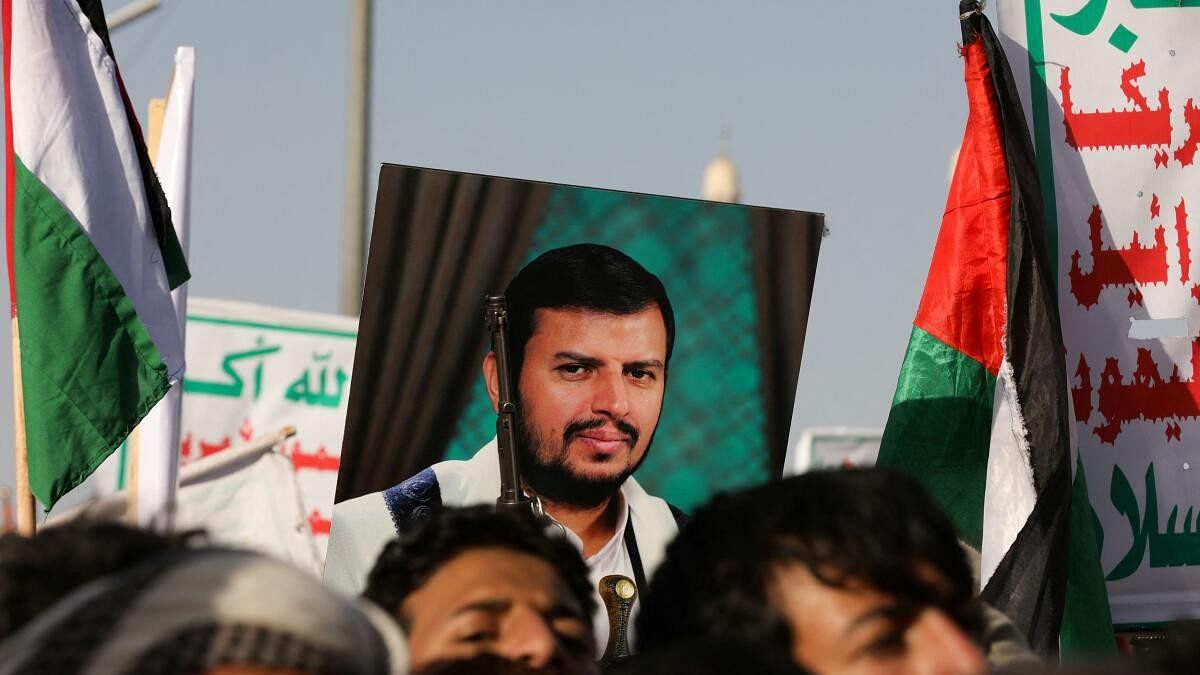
324 489 400 595
360 442 498 533
622 477 688 528
327 464 446 540
381 466 443 531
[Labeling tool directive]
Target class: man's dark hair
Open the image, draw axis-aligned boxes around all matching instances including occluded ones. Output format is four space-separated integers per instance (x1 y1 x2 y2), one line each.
636 468 984 653
0 522 203 640
504 244 675 379
363 505 597 628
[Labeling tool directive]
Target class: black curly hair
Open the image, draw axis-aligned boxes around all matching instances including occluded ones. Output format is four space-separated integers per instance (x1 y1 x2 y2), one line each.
636 468 984 654
503 243 675 380
362 505 596 630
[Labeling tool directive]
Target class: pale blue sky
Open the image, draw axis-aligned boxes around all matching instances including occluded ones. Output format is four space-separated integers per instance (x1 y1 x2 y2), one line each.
0 1 996 497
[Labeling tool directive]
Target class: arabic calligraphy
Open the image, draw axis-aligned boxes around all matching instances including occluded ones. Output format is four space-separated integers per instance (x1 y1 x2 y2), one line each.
179 419 255 464
1175 99 1200 167
1060 62 1172 151
308 510 332 536
1052 0 1200 53
286 441 341 473
1108 463 1200 581
239 418 255 442
177 427 229 458
1174 198 1191 283
1074 354 1095 422
284 352 348 408
1068 203 1176 308
184 337 281 399
1051 0 1138 52
1087 338 1200 443
1130 1 1200 7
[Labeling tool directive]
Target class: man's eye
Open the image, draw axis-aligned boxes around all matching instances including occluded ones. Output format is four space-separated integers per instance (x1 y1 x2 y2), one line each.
552 619 593 652
460 630 496 644
862 630 906 657
627 369 655 381
557 364 590 376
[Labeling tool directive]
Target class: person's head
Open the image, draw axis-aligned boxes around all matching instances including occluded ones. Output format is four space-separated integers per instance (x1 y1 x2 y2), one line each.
411 652 567 675
363 506 598 675
607 638 811 675
484 244 675 507
0 544 405 675
637 468 988 675
0 521 204 640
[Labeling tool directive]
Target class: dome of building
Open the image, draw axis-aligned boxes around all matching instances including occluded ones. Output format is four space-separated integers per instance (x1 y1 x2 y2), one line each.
703 151 740 203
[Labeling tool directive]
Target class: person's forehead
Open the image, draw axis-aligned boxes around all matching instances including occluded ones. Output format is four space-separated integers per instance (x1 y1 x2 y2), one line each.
527 306 667 354
404 547 579 621
770 563 902 633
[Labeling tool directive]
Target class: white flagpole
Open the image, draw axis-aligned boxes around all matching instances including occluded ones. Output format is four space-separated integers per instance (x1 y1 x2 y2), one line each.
134 47 195 531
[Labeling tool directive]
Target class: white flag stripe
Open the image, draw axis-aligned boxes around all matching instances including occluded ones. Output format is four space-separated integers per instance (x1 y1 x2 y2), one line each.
10 0 184 381
980 357 1038 590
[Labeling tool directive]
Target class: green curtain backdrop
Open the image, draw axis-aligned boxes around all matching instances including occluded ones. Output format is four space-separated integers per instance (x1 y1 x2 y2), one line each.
443 184 767 511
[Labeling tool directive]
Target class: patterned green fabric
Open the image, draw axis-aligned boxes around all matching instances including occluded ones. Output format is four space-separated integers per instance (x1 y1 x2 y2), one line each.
443 185 767 511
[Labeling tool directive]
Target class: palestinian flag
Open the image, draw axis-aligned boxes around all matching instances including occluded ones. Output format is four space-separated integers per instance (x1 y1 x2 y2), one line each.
4 0 190 508
877 13 1112 657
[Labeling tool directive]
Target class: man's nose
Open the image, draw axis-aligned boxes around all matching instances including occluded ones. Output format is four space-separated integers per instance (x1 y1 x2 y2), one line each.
590 369 631 418
494 607 559 669
908 608 988 675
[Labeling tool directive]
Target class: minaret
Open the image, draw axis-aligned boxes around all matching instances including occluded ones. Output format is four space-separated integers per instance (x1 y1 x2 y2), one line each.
702 127 740 203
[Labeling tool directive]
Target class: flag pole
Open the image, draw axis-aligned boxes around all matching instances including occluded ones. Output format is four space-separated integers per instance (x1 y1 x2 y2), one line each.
11 317 34 535
123 93 168 527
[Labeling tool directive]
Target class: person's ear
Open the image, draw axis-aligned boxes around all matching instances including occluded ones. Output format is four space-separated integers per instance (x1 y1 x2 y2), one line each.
483 352 501 413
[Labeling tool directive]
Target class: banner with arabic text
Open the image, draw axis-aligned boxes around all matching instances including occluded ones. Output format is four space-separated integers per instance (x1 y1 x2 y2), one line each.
180 297 357 561
999 0 1200 625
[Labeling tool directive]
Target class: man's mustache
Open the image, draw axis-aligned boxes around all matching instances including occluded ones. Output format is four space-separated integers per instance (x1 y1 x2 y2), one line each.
562 417 639 448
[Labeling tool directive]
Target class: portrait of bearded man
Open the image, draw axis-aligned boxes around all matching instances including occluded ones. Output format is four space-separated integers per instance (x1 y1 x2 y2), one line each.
325 243 687 655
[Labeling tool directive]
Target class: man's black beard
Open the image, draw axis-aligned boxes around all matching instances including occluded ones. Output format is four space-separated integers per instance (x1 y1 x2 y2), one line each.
513 396 654 508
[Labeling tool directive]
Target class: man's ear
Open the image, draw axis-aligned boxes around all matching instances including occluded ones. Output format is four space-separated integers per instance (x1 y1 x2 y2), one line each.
483 352 501 413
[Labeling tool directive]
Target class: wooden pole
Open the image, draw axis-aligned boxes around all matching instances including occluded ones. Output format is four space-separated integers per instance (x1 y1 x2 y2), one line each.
339 0 371 316
11 317 35 535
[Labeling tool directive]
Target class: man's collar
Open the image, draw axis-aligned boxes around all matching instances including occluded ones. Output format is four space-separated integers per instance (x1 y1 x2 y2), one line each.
551 491 629 562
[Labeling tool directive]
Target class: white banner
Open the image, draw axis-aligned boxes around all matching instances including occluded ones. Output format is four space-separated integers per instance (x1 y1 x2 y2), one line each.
180 297 357 561
999 1 1200 624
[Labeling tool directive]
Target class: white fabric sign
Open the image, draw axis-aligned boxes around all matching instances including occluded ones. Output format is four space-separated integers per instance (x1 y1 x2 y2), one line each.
999 0 1200 624
180 297 357 561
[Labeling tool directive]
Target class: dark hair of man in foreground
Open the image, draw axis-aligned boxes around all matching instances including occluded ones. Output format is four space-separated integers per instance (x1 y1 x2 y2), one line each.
637 468 987 674
364 505 598 673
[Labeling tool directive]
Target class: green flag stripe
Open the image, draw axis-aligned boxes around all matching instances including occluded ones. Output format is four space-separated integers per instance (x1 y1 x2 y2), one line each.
879 325 996 549
1060 457 1116 655
13 156 170 507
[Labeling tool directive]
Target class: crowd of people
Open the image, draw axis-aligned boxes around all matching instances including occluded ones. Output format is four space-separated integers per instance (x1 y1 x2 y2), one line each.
0 245 1196 672
0 468 1196 673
